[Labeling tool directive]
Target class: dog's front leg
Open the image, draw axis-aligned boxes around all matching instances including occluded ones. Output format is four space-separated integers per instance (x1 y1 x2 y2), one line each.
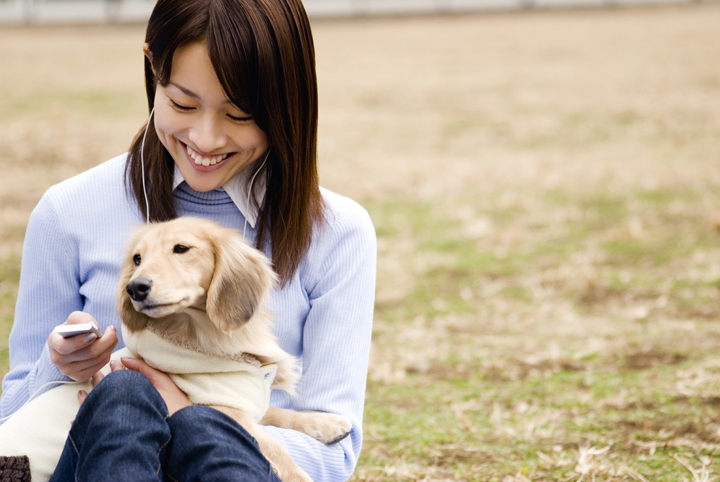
213 406 312 482
261 407 352 444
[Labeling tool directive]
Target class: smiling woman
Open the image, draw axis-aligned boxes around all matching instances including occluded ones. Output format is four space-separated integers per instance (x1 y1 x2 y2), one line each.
0 0 376 480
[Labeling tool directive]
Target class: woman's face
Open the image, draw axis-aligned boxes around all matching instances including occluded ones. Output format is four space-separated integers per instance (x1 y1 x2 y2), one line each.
152 41 269 193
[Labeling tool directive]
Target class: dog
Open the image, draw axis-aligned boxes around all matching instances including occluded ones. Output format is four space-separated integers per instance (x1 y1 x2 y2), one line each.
118 217 351 482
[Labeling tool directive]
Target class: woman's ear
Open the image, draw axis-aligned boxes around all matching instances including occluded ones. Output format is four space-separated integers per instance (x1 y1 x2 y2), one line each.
143 43 157 78
206 232 277 334
142 43 153 62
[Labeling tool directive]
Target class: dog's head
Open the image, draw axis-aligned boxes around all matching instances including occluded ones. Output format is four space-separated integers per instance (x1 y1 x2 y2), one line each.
118 217 276 334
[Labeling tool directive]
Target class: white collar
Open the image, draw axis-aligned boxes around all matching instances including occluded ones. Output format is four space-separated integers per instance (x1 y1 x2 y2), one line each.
172 163 266 228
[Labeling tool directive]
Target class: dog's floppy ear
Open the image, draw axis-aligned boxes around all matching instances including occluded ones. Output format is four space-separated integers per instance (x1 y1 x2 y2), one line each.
117 226 150 333
206 231 276 333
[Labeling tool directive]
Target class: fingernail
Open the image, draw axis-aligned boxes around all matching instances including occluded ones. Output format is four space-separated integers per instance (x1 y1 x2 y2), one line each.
91 320 100 330
110 360 117 369
83 333 97 343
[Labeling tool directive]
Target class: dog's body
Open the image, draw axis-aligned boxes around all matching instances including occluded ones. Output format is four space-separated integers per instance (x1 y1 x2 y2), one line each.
118 217 351 482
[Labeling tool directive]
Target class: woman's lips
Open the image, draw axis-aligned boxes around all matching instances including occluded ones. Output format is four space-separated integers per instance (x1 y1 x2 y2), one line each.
183 143 234 171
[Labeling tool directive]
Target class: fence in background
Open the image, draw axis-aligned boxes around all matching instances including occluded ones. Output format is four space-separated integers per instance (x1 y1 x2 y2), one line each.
0 0 709 24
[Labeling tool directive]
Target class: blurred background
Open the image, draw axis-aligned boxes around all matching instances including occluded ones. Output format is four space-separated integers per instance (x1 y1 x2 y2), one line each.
1 1 720 480
0 0 708 23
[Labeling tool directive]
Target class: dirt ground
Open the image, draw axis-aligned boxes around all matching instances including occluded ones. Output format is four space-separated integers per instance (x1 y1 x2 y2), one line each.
3 3 720 299
1 5 718 235
2 4 720 480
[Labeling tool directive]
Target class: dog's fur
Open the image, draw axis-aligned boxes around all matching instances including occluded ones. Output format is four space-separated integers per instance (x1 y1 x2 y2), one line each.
118 217 351 482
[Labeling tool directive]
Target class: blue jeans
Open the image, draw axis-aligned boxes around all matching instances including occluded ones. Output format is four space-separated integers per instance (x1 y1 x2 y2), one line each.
50 370 281 482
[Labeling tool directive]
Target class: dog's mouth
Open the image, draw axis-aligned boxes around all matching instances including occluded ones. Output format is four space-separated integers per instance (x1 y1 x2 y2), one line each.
139 302 175 311
135 301 184 317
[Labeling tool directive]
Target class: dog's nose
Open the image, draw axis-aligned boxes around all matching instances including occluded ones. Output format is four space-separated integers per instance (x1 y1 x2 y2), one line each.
126 277 153 302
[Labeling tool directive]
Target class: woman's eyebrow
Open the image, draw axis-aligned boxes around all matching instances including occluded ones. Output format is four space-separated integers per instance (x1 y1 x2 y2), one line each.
168 81 232 105
168 82 199 99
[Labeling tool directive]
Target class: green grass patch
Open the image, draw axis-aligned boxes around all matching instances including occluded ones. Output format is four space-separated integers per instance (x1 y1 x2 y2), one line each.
0 90 144 120
358 186 720 480
0 257 20 383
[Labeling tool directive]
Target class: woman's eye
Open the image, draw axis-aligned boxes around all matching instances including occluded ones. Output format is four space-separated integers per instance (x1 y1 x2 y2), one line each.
133 254 141 266
173 245 190 254
227 113 254 123
169 99 194 111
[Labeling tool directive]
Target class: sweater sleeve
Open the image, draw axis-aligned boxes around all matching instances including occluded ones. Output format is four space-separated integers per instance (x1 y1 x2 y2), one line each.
0 191 81 419
261 199 377 481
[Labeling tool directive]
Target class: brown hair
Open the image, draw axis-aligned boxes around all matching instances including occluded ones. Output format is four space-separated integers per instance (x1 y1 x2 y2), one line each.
126 0 323 285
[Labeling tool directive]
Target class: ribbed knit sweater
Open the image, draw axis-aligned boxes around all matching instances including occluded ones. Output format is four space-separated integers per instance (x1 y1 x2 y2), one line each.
0 154 377 481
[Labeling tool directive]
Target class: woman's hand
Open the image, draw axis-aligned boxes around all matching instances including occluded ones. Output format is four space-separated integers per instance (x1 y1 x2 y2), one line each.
122 358 191 415
48 311 118 382
78 359 192 416
77 359 125 404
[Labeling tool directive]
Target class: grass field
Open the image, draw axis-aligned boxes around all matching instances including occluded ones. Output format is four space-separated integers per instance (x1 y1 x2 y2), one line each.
2 4 720 480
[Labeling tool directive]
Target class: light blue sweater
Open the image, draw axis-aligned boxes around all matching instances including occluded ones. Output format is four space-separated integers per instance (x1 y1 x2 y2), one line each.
0 154 377 481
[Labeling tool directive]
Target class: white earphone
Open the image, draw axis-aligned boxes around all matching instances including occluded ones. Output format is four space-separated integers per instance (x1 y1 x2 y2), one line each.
243 149 270 238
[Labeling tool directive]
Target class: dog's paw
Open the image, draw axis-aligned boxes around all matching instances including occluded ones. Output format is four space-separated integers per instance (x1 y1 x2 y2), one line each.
273 462 313 482
286 470 313 482
296 411 352 445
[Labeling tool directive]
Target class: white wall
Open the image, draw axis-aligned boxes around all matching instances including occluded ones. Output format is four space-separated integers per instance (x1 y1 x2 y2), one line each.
0 0 708 24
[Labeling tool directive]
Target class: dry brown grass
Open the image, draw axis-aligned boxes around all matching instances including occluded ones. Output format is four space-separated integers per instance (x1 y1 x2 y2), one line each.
2 4 720 480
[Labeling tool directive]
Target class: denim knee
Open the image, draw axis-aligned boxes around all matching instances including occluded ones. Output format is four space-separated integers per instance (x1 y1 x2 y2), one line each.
56 368 173 482
89 369 165 411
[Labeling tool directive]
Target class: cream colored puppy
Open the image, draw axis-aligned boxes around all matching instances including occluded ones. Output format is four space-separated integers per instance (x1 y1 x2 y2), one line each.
119 217 351 482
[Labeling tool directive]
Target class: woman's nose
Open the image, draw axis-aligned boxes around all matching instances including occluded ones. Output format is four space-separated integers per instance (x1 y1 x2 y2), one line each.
187 114 226 153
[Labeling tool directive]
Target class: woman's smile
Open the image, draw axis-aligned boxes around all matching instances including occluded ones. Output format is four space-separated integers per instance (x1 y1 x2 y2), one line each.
183 143 234 171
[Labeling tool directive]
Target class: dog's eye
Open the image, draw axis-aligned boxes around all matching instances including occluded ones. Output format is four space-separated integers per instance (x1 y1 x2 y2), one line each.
133 254 141 266
173 244 190 254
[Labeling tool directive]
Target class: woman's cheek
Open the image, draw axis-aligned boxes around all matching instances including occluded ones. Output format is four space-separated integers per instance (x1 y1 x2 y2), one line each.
153 105 182 151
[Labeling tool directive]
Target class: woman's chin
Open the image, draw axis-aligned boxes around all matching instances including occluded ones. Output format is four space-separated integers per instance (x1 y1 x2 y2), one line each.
173 160 225 192
185 178 224 192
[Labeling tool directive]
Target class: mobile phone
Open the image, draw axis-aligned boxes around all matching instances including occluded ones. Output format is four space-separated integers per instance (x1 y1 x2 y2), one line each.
54 323 103 339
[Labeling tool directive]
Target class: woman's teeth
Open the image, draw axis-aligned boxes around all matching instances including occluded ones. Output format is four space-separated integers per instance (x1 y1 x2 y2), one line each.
186 145 230 166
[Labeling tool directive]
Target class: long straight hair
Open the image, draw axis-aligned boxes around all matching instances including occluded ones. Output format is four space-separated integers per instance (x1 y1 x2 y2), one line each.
126 0 324 285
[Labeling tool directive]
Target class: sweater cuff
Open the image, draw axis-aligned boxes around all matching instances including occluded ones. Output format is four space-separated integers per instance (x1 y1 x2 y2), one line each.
0 455 31 482
33 344 73 398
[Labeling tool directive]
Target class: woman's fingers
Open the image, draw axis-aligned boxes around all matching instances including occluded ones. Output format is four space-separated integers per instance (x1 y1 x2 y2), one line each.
50 325 118 381
91 370 105 386
119 357 157 377
50 326 117 361
56 349 115 382
48 312 103 355
74 357 192 416
77 363 111 406
121 357 191 415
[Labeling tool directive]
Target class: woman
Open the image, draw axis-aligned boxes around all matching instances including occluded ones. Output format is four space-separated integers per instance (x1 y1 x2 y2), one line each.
0 0 376 480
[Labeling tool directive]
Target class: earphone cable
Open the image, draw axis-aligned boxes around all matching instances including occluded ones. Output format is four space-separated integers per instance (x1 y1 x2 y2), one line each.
243 148 270 239
140 108 155 224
